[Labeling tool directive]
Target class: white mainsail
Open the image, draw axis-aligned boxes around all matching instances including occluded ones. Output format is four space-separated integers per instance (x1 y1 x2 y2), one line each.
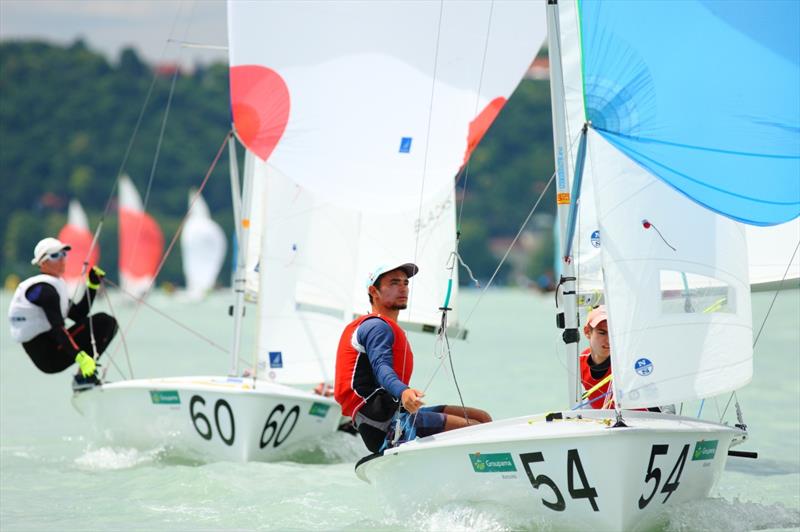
180 189 227 299
229 0 547 362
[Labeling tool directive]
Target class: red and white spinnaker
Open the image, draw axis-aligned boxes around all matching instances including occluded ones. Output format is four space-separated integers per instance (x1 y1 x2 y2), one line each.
57 199 99 299
118 175 164 300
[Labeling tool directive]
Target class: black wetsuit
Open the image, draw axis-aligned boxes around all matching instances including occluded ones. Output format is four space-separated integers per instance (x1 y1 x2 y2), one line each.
21 283 117 374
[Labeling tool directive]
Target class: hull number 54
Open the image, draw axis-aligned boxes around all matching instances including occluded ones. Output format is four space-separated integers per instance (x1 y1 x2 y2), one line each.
520 449 599 512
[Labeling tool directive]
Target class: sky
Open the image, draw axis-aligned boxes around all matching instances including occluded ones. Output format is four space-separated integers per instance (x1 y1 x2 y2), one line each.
0 0 229 67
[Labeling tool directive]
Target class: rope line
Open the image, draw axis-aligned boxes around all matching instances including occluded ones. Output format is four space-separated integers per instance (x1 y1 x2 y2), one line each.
461 171 556 329
108 131 232 361
104 278 229 355
99 284 134 381
401 0 445 401
78 1 187 293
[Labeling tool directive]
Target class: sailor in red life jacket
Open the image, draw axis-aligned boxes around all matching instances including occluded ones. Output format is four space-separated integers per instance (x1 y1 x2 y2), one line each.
579 305 614 408
334 262 491 453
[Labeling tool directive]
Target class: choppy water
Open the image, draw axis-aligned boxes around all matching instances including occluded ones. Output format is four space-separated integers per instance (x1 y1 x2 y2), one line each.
1 288 798 531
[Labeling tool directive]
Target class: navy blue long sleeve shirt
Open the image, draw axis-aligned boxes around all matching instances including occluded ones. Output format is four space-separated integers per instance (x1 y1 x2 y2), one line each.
356 317 410 399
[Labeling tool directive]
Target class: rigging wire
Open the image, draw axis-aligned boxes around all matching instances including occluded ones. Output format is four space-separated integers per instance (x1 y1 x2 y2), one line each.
104 278 229 355
455 0 496 234
100 284 134 381
73 2 191 369
400 0 445 405
419 174 557 403
719 238 800 422
106 131 232 362
78 1 188 283
461 171 557 330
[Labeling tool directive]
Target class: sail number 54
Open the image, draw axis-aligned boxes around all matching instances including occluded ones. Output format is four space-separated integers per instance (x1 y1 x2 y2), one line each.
638 443 689 509
520 449 599 512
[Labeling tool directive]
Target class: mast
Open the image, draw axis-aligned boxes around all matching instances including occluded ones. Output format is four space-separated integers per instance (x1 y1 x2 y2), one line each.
546 0 581 406
228 136 253 377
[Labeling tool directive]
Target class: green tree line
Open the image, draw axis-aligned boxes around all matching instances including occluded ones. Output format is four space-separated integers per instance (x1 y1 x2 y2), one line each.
0 40 556 288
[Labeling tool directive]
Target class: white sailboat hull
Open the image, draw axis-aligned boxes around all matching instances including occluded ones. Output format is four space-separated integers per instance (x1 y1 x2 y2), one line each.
72 376 342 462
356 410 743 531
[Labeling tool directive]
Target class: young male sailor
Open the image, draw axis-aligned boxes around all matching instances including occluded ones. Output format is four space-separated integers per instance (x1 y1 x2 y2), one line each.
334 262 491 453
7 237 117 391
580 305 674 413
579 305 614 408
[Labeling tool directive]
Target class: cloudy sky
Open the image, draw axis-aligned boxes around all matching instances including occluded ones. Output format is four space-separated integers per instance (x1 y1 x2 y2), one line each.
0 0 229 66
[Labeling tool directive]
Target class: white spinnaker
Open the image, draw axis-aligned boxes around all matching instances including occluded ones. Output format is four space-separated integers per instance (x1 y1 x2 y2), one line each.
589 131 752 409
746 221 800 288
256 166 358 385
227 0 546 212
118 175 143 212
244 151 264 302
181 190 227 299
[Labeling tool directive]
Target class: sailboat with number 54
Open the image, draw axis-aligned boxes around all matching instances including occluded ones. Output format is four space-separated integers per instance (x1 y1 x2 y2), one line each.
353 1 800 531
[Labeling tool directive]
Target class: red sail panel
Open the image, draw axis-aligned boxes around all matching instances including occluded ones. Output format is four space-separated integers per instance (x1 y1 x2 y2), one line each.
57 224 99 282
230 65 290 162
462 97 507 166
119 208 164 278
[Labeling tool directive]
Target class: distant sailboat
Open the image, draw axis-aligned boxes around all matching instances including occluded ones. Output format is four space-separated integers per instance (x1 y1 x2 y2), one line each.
118 175 164 300
57 199 99 300
180 189 227 300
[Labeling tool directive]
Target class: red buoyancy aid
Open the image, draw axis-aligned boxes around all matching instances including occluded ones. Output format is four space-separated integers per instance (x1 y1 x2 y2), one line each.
580 348 614 409
334 314 414 417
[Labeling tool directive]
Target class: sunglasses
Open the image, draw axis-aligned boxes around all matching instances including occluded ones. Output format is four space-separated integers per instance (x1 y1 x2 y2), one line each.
46 250 68 261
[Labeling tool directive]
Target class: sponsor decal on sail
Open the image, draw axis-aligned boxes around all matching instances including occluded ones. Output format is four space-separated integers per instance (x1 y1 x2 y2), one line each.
634 358 653 376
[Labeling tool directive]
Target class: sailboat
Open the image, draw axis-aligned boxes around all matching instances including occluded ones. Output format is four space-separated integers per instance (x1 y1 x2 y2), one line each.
118 175 164 301
57 199 99 300
70 21 352 463
355 1 799 530
179 189 227 300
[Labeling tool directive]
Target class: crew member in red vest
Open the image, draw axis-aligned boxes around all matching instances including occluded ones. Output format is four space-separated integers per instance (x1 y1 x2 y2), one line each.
579 305 613 408
334 262 491 453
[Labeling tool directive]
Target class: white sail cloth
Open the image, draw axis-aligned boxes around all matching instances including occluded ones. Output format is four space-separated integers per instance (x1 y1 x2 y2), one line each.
588 131 753 409
228 0 546 212
230 0 547 384
181 190 227 299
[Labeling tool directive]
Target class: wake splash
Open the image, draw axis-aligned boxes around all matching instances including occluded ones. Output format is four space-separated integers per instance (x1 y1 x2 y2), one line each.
73 446 165 470
664 497 800 532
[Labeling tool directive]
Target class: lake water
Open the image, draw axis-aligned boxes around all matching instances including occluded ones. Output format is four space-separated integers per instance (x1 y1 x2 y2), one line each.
1 288 798 531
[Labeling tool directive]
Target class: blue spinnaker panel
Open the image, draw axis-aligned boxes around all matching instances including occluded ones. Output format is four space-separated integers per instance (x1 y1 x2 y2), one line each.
578 0 800 226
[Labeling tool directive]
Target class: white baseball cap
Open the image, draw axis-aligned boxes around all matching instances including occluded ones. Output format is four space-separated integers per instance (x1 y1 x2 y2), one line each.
31 237 71 265
366 262 419 288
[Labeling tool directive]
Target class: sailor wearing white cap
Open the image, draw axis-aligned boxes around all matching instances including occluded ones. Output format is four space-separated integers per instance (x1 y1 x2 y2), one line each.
7 237 117 391
334 262 491 453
